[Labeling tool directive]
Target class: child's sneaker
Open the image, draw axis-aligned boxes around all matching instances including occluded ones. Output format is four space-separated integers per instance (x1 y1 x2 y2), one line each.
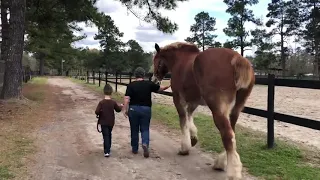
104 153 110 157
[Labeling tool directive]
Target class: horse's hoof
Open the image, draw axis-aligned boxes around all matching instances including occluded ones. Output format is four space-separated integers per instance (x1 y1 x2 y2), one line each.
191 136 198 147
226 177 241 180
212 165 225 171
177 150 189 156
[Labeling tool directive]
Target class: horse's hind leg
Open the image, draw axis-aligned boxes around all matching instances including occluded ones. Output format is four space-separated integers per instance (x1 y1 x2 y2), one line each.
187 103 198 146
173 94 191 155
230 87 253 132
213 88 252 172
207 94 242 180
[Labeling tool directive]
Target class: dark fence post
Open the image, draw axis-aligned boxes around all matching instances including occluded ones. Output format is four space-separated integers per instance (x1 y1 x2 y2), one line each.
119 72 122 83
115 72 118 92
105 71 108 84
129 72 132 83
267 74 275 148
148 73 152 81
93 70 95 84
98 71 101 87
81 70 84 80
86 71 89 83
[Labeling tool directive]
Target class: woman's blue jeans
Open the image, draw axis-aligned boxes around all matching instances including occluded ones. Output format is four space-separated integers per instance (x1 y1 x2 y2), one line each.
128 105 151 153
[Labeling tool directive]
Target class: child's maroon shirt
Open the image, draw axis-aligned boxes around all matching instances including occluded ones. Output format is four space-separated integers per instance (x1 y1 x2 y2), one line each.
95 99 121 126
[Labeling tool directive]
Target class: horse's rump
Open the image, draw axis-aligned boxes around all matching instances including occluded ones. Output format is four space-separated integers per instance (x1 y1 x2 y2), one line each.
192 48 254 92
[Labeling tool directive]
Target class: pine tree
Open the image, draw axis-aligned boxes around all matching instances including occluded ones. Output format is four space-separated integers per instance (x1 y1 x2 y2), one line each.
266 0 301 76
118 0 189 33
223 0 262 56
299 0 320 78
185 11 218 51
251 28 276 70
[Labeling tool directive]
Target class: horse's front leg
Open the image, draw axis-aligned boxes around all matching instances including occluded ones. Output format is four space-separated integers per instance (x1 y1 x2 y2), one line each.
173 94 191 155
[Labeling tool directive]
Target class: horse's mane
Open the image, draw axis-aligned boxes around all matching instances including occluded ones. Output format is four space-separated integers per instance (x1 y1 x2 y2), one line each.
161 42 200 53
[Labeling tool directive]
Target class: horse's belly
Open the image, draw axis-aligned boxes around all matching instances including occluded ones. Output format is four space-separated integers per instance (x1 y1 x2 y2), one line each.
181 86 207 106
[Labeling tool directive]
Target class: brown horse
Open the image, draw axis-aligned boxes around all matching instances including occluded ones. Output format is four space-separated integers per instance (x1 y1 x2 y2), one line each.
152 42 255 180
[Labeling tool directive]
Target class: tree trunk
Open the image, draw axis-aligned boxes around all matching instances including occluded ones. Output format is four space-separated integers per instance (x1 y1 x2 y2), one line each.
0 0 10 93
318 56 320 80
202 21 205 51
1 0 26 99
280 33 285 77
316 50 320 80
39 56 44 76
240 36 244 56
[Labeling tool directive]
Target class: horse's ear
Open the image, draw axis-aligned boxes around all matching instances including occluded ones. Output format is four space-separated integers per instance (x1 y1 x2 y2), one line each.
155 43 160 52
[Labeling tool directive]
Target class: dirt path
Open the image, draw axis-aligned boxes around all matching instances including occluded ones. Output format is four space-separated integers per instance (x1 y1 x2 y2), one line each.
26 77 257 180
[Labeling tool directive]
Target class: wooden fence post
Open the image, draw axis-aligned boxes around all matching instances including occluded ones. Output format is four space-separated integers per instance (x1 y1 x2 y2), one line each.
119 72 122 83
105 71 108 84
129 72 132 83
86 71 89 83
98 71 101 87
267 74 275 148
115 72 118 92
93 70 95 84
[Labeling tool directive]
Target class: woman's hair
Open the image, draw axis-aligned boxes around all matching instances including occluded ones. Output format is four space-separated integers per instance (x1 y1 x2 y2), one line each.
103 84 113 95
134 67 145 78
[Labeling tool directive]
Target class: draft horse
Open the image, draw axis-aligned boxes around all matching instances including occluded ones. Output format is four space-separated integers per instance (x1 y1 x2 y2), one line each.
152 42 255 180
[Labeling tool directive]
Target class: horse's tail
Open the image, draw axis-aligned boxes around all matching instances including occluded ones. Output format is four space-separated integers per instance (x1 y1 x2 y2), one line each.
229 55 255 128
231 55 255 90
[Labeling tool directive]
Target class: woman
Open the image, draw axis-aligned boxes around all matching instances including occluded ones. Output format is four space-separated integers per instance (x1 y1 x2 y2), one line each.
122 67 170 158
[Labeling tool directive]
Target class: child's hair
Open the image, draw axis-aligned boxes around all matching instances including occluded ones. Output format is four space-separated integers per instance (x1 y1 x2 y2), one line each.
103 84 113 95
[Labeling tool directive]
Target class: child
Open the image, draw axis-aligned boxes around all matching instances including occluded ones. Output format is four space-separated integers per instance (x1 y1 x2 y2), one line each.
95 84 123 157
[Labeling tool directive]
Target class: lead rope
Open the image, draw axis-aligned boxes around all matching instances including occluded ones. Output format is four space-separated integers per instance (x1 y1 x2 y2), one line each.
96 114 102 133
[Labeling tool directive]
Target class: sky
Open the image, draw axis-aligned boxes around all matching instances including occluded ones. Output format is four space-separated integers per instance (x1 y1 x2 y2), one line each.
72 0 297 56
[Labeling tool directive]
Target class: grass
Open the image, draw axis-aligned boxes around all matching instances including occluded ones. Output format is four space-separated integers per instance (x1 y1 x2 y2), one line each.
70 77 320 180
0 166 14 179
22 77 48 102
28 77 48 85
0 77 50 180
152 104 320 180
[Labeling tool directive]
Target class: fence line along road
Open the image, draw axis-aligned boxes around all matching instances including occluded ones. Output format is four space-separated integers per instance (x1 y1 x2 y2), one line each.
70 70 320 149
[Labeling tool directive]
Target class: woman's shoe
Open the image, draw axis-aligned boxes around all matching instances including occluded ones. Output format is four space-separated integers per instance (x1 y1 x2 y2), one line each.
142 144 149 158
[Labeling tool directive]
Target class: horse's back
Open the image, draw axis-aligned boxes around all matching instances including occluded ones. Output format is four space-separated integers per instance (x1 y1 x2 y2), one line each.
192 48 253 94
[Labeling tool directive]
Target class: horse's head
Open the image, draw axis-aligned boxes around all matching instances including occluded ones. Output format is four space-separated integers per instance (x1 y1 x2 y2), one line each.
151 42 200 84
152 43 169 84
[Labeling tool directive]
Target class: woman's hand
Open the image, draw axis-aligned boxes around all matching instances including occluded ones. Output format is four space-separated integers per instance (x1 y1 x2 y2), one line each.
159 84 171 91
123 110 128 118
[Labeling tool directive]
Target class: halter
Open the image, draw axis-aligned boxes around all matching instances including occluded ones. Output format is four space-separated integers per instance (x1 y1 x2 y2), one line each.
155 58 165 79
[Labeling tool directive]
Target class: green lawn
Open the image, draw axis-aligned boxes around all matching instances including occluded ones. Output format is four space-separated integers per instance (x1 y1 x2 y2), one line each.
70 77 320 180
28 77 48 85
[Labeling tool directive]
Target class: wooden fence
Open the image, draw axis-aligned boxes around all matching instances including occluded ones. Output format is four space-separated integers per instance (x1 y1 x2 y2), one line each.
71 70 320 149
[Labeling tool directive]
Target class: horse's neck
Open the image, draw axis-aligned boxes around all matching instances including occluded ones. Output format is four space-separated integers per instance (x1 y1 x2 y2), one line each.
170 53 199 90
169 52 198 72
